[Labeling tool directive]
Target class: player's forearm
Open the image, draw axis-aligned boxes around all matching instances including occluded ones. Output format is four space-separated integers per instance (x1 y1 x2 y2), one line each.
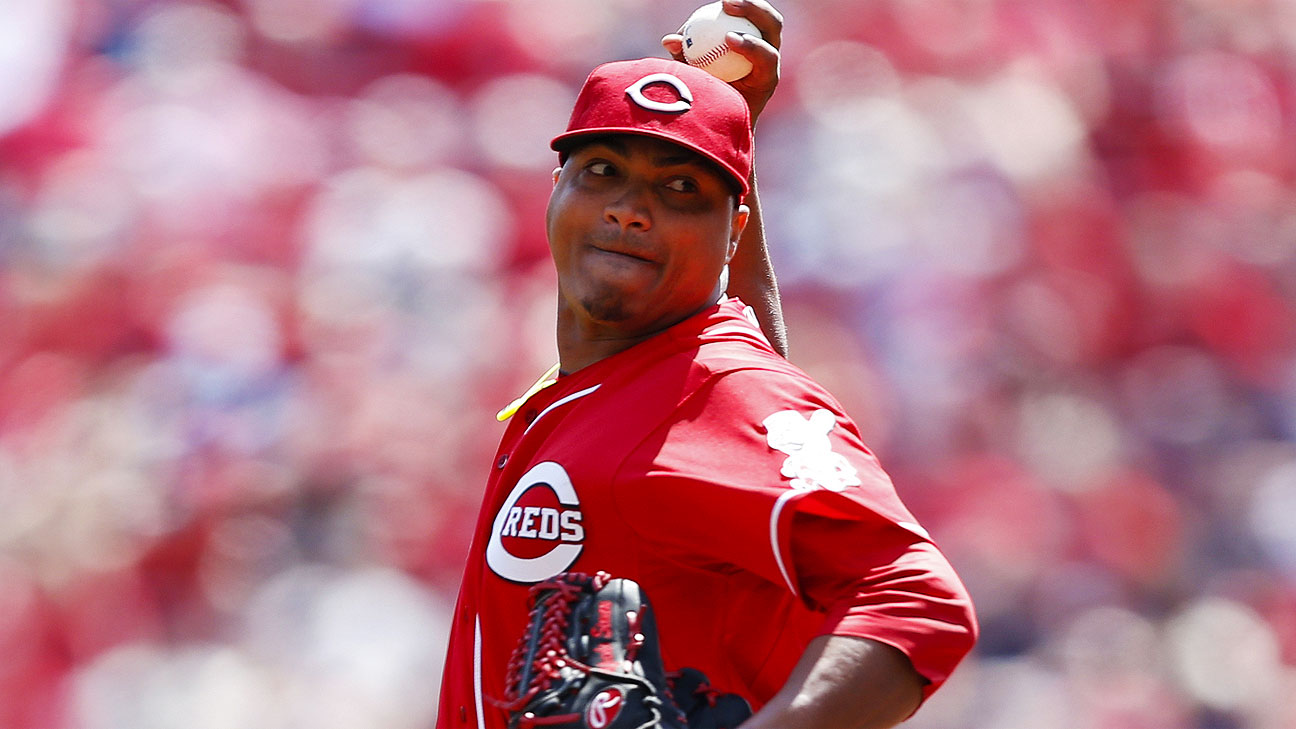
739 635 924 729
727 171 788 357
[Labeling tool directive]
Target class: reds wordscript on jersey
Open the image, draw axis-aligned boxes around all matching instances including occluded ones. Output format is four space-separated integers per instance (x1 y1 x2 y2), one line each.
486 461 585 583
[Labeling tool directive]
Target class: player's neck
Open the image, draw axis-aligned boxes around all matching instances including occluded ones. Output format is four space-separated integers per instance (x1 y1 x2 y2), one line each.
553 287 726 373
554 305 659 375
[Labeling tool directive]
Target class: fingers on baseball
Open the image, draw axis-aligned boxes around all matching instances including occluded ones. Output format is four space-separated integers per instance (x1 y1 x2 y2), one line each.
721 0 784 49
725 31 779 77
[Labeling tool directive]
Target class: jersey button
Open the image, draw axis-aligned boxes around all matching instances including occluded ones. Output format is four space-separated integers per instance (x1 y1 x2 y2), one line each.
496 454 509 469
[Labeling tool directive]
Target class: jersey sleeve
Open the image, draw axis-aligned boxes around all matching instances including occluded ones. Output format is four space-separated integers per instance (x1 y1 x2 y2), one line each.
791 510 978 698
612 365 976 695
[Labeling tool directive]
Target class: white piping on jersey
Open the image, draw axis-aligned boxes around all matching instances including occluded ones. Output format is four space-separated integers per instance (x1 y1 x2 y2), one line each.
898 521 932 540
704 324 756 338
474 615 486 729
770 490 800 598
523 384 602 435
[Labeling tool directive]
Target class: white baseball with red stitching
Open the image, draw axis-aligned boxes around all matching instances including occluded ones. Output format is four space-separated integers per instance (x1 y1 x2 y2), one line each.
680 2 762 82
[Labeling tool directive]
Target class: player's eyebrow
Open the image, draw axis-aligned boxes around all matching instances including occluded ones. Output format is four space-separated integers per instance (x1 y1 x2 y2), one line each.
581 137 631 159
590 137 709 170
648 142 710 169
652 150 706 168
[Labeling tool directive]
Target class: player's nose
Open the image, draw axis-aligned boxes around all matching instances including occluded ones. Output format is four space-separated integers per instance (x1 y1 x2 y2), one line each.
604 183 652 231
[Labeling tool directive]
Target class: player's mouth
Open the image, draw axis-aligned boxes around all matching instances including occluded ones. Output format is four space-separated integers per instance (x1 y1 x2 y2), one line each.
590 242 657 264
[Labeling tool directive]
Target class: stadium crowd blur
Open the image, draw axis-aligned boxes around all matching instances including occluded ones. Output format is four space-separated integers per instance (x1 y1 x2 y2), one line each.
2 0 1296 726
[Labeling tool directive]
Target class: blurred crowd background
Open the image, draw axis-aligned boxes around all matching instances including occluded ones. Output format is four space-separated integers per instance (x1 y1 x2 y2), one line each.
2 0 1296 727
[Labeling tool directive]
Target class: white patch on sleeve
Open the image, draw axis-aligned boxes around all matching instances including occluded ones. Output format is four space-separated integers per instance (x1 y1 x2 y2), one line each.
762 409 862 492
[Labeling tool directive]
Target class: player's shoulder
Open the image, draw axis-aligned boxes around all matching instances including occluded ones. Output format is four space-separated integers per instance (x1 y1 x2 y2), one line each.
689 329 815 383
685 342 848 417
689 302 802 374
633 298 840 412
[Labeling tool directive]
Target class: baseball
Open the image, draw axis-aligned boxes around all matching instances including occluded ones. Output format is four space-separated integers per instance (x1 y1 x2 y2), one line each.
681 1 762 82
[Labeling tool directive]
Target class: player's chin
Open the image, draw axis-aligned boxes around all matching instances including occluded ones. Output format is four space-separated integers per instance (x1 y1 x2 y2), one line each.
572 261 656 305
578 290 635 324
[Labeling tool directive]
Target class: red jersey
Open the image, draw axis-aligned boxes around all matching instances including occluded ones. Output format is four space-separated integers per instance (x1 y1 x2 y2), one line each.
437 298 976 729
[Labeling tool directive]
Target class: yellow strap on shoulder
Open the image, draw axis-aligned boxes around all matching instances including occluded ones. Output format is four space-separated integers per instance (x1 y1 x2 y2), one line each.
496 363 562 422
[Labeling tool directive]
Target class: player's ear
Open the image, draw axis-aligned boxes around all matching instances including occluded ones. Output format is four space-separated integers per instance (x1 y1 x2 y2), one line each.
553 166 563 186
727 204 750 261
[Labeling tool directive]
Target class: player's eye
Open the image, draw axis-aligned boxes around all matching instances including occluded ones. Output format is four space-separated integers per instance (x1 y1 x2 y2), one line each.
665 177 699 193
586 161 616 176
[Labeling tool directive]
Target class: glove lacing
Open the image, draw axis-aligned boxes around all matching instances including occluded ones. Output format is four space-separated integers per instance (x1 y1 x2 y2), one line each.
502 572 610 709
496 571 680 729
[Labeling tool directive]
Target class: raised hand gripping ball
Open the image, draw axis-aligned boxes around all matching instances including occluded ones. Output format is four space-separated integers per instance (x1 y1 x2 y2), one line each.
681 1 762 82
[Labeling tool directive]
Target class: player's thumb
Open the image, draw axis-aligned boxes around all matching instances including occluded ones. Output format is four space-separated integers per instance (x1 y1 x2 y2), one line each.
661 34 686 62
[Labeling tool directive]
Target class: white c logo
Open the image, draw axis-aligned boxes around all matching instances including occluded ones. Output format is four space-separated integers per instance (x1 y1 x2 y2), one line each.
625 73 693 114
486 461 584 583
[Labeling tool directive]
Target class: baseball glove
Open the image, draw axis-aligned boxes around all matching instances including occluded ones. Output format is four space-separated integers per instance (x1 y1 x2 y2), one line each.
497 571 751 729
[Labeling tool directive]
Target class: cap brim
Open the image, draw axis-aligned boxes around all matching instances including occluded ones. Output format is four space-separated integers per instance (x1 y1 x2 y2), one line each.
550 127 750 197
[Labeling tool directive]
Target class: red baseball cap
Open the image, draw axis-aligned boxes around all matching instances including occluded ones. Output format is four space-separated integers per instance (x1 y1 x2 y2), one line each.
551 58 752 196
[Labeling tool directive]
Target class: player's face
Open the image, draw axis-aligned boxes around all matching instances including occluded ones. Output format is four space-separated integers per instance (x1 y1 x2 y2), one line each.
546 135 748 338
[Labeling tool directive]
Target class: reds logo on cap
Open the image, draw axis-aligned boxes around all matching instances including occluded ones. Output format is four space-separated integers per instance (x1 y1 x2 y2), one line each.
486 461 585 583
624 73 693 114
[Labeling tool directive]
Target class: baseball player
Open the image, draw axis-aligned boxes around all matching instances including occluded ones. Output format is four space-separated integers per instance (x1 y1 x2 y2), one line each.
437 3 977 728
